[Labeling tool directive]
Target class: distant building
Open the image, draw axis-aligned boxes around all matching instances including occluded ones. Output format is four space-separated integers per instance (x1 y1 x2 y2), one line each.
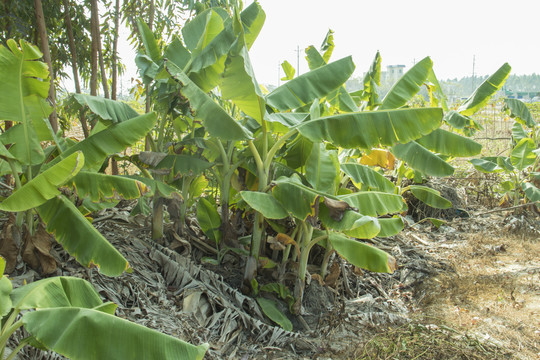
383 65 406 83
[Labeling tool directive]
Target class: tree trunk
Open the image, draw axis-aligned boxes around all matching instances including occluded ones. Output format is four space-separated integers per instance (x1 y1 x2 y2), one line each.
63 0 89 138
97 13 109 99
111 0 120 101
34 0 58 133
90 0 99 97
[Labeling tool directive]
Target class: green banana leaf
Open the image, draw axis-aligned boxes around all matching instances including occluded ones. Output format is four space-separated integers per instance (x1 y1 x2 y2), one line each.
182 9 226 54
426 68 448 112
154 154 212 177
504 98 536 128
522 182 540 202
319 207 380 238
70 94 139 125
305 143 339 194
511 138 536 170
196 197 222 243
220 9 266 123
272 176 321 221
338 192 404 217
71 172 149 203
444 110 474 130
409 185 452 209
38 196 130 277
358 51 382 110
0 152 84 212
136 19 162 63
392 141 454 177
298 107 443 149
124 175 181 200
280 60 295 80
257 297 292 331
0 257 13 317
329 232 395 273
340 163 396 193
283 134 313 169
22 307 207 360
512 123 528 142
458 63 511 116
469 157 502 173
0 39 52 164
164 37 191 70
165 60 253 141
239 191 289 219
266 56 355 111
10 276 102 310
497 156 515 172
415 129 482 157
47 112 157 172
377 216 404 237
380 56 432 110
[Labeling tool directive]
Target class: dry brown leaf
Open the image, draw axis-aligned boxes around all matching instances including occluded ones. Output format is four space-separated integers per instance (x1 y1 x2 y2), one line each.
323 197 353 221
310 273 325 286
0 213 20 273
324 261 341 288
22 223 57 275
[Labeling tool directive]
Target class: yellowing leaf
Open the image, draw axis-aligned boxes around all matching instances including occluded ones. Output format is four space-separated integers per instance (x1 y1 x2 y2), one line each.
360 149 396 170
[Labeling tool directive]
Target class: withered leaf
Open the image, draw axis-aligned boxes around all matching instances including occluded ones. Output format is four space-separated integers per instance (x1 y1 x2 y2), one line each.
324 261 341 288
323 197 353 222
0 214 20 274
22 223 57 275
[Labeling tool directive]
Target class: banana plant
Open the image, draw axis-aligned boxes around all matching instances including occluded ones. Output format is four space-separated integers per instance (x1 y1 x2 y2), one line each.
470 98 539 205
0 257 207 360
0 40 156 276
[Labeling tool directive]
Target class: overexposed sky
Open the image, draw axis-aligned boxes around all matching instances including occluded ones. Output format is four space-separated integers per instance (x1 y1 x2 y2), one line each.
248 0 540 85
106 0 539 94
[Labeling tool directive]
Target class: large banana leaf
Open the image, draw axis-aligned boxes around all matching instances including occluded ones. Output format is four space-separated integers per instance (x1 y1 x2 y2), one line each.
338 192 403 217
137 19 161 63
522 182 540 202
380 56 432 110
378 216 404 237
10 276 102 310
0 40 51 165
272 176 321 221
70 94 139 125
71 172 149 203
392 141 454 177
0 152 84 212
340 163 395 193
38 196 130 276
444 110 474 130
504 98 536 128
305 143 339 194
319 207 380 238
409 185 452 209
196 197 222 243
182 9 226 54
239 191 288 219
47 113 157 172
0 258 13 317
154 154 212 177
220 9 266 123
415 129 482 157
469 157 502 173
266 56 355 111
458 63 511 116
297 107 443 149
164 37 191 70
510 138 536 170
165 60 253 141
328 232 395 273
22 308 207 360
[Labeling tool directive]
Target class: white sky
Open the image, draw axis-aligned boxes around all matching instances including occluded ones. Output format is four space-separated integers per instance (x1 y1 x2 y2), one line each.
108 0 540 93
248 0 540 85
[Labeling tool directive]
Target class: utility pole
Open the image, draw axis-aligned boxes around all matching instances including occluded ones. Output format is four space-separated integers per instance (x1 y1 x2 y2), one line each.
472 55 476 93
295 45 301 76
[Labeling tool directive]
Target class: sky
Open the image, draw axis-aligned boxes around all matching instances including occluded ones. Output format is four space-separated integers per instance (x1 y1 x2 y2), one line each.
247 0 540 85
105 0 540 93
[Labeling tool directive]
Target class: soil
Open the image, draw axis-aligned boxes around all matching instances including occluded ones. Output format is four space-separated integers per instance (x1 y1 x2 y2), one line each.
3 185 540 359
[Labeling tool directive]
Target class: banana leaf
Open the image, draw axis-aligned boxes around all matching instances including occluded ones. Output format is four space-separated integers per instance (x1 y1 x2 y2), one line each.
392 141 454 177
380 56 432 110
329 232 395 273
298 107 443 149
415 129 482 157
512 123 528 142
0 152 84 212
340 163 395 193
358 51 382 110
266 56 355 111
220 9 266 123
196 197 222 243
165 60 253 141
0 122 45 165
511 138 536 170
71 172 149 203
0 258 12 317
426 68 448 112
409 185 452 209
10 276 102 310
280 60 295 80
23 307 208 360
70 94 139 125
182 9 226 54
240 191 289 219
338 192 404 217
136 19 161 63
154 154 213 177
522 182 540 202
46 112 157 172
305 143 339 194
319 207 380 238
469 157 502 173
458 63 511 116
504 98 536 128
444 110 474 130
38 196 130 277
164 37 191 70
256 297 292 331
272 176 321 221
377 216 404 237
